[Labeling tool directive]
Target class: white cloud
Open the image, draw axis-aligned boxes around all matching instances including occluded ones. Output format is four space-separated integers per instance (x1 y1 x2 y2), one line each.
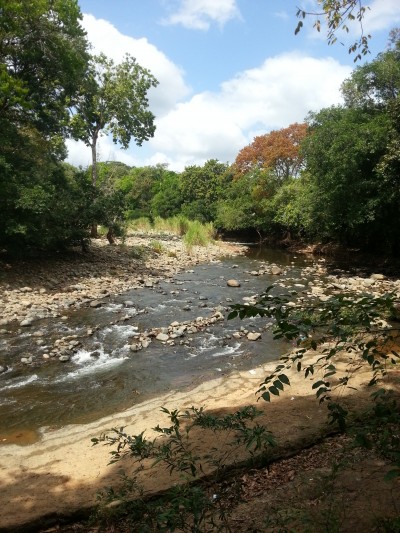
146 53 351 170
82 14 190 116
67 16 352 173
363 0 400 34
162 0 240 30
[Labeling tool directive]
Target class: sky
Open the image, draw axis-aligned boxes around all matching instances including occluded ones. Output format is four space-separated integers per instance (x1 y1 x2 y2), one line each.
67 0 400 172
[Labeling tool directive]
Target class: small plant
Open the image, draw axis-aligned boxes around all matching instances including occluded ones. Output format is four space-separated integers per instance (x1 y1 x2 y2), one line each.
149 239 165 254
92 405 276 531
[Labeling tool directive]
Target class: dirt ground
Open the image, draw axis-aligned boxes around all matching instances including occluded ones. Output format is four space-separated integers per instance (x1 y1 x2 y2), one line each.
1 238 400 532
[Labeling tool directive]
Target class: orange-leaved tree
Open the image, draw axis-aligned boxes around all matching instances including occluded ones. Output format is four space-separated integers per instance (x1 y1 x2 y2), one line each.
234 123 308 181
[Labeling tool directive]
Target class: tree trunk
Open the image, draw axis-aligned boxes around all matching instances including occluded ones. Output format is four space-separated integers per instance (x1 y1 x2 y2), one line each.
90 138 99 238
106 228 115 245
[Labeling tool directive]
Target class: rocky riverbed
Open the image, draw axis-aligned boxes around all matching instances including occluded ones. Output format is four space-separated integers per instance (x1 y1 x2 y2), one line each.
0 234 245 328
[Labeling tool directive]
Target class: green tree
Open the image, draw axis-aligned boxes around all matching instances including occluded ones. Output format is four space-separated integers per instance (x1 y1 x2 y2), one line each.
0 0 88 132
341 47 400 109
180 160 232 222
0 0 91 251
70 53 158 188
88 161 131 243
118 164 167 220
151 169 183 219
301 105 390 247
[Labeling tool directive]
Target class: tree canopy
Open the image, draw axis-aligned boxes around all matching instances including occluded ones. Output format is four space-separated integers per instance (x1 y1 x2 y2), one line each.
70 53 158 187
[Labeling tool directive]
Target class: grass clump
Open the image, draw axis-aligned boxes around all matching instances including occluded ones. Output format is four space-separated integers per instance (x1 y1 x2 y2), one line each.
149 240 165 254
183 220 215 250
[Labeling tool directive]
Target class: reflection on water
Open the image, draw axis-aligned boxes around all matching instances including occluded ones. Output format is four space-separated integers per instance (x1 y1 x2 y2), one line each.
0 247 313 441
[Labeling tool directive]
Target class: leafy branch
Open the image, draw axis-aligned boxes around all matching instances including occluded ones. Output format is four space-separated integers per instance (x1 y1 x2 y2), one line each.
229 286 400 430
295 1 371 62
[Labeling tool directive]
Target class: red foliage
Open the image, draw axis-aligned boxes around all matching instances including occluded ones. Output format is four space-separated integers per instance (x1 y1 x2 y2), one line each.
234 123 308 180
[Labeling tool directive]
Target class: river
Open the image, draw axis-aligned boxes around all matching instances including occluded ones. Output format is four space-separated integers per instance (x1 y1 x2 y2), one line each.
0 246 316 442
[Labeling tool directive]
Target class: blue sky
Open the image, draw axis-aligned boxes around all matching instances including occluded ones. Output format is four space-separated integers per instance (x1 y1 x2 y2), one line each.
67 0 400 171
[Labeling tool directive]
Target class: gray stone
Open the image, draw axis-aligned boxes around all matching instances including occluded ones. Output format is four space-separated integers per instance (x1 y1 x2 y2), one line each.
90 300 102 308
59 355 70 362
20 318 33 327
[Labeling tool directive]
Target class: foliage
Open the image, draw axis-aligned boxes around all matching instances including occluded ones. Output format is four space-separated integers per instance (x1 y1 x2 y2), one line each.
228 285 400 432
118 164 170 220
92 406 275 531
341 48 400 109
180 160 232 222
295 1 370 62
151 170 184 219
234 123 307 180
0 0 92 251
300 105 392 247
0 0 88 134
70 52 158 187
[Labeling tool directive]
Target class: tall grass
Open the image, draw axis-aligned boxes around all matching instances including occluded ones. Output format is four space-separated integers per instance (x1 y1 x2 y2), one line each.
153 215 190 236
128 217 153 232
183 220 215 249
128 216 215 249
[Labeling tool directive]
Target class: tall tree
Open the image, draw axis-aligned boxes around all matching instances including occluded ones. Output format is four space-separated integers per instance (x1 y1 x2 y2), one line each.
70 53 158 189
234 123 307 181
0 0 88 133
0 0 91 250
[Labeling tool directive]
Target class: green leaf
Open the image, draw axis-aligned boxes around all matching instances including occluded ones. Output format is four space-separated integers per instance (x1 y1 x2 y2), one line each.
278 374 290 385
273 380 284 391
262 392 271 402
269 386 280 396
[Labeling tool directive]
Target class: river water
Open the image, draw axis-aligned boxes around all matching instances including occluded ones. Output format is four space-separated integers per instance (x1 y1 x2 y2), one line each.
0 246 316 442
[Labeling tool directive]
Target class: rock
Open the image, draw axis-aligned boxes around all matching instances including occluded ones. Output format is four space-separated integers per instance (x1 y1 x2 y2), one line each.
156 333 169 342
0 365 8 373
227 279 241 287
247 332 262 341
90 351 101 357
182 305 191 311
130 343 142 352
59 355 70 362
124 300 135 307
271 266 283 275
90 300 102 308
20 318 33 327
371 273 386 281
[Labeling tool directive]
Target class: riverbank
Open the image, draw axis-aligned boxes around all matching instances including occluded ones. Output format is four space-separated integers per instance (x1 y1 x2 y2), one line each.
0 350 387 531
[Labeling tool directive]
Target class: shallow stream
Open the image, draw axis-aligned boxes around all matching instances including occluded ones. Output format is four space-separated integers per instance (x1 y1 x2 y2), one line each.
0 246 316 442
